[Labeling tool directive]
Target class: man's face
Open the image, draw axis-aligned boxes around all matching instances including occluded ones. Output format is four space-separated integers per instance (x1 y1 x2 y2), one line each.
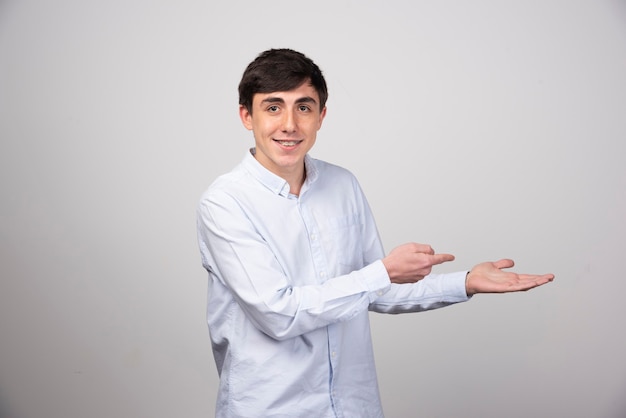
239 81 326 180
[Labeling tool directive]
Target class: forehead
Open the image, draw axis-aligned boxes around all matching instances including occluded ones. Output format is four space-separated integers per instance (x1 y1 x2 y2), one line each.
252 82 320 106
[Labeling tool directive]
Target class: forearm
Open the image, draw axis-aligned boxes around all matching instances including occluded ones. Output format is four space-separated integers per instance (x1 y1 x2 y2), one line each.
369 271 470 314
208 258 391 340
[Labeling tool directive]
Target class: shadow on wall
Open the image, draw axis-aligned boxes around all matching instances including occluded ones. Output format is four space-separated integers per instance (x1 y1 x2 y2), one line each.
0 395 15 418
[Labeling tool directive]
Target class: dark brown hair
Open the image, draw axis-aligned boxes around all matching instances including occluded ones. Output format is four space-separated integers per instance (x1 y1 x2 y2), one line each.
238 49 328 113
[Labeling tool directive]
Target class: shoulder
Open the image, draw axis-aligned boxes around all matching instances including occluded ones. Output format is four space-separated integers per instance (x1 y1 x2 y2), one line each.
306 157 367 201
198 164 250 208
309 157 359 184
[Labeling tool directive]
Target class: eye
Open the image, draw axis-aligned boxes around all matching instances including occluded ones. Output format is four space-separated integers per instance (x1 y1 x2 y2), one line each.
298 105 311 112
267 105 280 112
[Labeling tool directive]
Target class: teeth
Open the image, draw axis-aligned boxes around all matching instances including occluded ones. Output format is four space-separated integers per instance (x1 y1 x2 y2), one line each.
277 140 299 146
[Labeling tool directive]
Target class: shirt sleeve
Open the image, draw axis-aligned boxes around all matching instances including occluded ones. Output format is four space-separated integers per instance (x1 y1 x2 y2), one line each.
197 190 392 341
369 270 471 314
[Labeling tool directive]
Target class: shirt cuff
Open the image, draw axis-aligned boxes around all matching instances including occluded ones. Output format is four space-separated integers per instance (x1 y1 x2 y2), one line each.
360 260 392 303
434 270 472 302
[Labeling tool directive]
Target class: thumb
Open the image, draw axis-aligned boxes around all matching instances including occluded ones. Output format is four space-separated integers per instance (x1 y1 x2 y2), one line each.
493 258 515 270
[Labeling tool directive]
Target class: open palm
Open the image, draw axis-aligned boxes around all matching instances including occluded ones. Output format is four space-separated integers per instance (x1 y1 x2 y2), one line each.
465 259 554 295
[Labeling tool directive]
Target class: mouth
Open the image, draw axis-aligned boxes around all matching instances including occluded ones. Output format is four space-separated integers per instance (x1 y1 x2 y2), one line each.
273 139 303 148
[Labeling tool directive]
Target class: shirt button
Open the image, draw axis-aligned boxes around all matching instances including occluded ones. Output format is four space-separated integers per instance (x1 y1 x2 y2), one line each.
310 233 316 240
320 271 326 278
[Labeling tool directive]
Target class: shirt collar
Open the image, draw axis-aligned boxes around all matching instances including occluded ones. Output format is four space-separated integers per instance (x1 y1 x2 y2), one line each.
243 148 318 197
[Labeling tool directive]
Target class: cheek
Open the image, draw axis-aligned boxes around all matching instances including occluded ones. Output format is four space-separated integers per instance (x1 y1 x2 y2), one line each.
259 119 280 135
302 117 322 132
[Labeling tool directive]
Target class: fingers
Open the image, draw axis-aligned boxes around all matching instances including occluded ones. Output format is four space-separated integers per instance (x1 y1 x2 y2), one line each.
408 243 435 255
517 273 555 282
413 252 455 278
404 243 454 264
503 272 555 291
508 276 554 292
384 243 456 284
491 260 554 286
517 273 555 288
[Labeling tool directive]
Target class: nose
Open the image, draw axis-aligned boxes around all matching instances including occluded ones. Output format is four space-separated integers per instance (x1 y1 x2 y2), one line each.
281 109 296 133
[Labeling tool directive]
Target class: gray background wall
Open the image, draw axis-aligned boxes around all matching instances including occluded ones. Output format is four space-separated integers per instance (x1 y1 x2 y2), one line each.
1 1 625 417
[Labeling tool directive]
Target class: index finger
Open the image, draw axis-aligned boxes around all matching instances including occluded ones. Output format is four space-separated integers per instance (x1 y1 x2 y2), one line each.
430 253 455 265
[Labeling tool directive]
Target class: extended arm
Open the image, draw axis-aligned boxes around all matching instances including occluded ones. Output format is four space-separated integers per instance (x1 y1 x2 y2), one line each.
370 246 554 314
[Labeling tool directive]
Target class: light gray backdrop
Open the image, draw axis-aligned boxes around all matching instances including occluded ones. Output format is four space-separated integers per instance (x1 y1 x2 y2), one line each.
1 0 625 417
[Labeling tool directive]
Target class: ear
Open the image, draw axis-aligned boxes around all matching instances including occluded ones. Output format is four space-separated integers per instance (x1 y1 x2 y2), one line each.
239 105 253 130
317 106 327 129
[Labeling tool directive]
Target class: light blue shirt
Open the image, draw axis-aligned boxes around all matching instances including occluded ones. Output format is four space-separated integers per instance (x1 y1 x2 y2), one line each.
197 150 470 417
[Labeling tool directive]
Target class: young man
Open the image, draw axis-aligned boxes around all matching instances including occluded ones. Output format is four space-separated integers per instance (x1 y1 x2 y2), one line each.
197 48 554 417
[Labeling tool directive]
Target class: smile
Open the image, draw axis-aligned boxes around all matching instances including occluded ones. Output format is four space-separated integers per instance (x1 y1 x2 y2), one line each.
274 139 302 147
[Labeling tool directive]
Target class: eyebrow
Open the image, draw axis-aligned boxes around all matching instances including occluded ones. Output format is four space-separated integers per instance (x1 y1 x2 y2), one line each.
260 96 318 105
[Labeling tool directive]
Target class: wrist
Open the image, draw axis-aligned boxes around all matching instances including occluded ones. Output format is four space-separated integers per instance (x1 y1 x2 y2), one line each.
465 271 474 296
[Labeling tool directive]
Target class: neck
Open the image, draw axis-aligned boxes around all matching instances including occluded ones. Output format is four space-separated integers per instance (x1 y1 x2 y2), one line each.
286 167 306 196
